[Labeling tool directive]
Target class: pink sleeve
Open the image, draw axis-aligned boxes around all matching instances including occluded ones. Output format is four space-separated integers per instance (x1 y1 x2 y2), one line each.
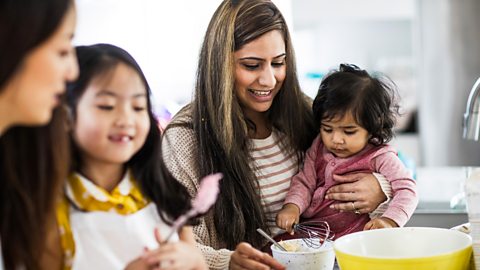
284 136 324 214
372 150 419 227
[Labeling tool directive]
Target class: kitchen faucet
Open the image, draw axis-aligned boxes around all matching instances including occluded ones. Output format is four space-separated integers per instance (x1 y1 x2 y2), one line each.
463 77 480 141
454 78 480 210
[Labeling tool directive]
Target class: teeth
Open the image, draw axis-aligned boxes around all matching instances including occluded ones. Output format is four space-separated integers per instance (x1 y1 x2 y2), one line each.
110 135 131 142
249 89 271 96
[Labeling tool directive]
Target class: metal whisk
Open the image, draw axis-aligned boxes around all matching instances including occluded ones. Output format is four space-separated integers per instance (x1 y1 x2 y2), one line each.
292 220 334 249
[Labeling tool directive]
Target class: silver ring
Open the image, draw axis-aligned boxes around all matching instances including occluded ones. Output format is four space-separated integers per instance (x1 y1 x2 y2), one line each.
352 201 361 214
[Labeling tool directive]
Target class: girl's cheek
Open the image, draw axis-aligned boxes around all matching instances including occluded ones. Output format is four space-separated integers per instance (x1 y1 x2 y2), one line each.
76 121 105 142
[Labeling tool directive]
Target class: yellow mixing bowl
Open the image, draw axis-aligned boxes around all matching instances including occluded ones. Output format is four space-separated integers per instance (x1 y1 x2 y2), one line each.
333 227 472 270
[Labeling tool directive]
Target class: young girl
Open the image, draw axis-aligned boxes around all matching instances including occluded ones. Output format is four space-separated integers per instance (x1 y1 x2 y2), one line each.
56 44 207 269
277 63 419 239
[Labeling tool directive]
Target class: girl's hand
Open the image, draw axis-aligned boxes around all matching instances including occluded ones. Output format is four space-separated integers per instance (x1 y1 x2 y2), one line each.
230 242 285 270
364 217 398 230
143 226 208 270
325 173 387 214
276 203 300 234
124 257 150 270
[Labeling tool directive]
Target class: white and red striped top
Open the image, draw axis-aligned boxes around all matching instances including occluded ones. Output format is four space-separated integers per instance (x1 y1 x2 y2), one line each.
250 131 299 236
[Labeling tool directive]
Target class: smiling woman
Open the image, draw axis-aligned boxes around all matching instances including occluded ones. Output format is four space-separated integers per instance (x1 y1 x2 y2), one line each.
161 0 318 269
162 1 391 270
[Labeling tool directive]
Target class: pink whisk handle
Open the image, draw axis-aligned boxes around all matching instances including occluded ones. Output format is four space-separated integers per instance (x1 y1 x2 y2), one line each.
161 173 222 244
162 209 196 243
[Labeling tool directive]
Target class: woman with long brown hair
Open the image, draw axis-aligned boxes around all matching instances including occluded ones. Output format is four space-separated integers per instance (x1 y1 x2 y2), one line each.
162 0 390 269
0 0 78 268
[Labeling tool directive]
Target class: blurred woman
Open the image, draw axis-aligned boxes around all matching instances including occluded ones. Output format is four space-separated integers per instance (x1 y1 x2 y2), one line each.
0 0 78 268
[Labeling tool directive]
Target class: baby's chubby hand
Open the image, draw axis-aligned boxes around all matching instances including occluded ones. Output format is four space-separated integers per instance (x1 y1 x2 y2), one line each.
364 217 398 230
276 203 300 234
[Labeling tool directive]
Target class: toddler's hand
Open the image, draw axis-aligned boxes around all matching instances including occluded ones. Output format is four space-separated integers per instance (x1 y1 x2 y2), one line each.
364 217 398 230
276 203 300 234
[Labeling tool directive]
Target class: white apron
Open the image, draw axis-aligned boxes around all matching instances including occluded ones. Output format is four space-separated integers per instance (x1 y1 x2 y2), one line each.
70 203 178 270
0 238 3 270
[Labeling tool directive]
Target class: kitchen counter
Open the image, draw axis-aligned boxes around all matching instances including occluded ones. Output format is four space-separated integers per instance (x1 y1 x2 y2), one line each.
405 166 471 228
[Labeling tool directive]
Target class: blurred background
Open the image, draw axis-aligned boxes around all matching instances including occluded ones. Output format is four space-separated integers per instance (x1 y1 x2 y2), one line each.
74 0 480 167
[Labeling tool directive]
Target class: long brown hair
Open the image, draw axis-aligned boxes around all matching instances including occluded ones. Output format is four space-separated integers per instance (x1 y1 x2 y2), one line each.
192 0 316 249
0 0 72 268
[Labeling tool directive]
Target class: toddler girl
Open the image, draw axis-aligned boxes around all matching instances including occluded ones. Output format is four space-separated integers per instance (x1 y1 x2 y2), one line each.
277 64 418 239
56 44 207 269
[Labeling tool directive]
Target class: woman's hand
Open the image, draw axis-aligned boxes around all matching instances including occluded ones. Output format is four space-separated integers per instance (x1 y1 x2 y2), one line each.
142 226 208 270
364 217 398 230
230 242 285 270
325 173 387 214
276 203 300 234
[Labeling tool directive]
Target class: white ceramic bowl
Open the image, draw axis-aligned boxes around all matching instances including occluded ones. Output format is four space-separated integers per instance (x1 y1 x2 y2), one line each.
271 238 335 270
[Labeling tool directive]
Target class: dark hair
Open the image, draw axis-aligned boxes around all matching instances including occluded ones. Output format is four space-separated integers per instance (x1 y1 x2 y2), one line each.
189 0 316 249
312 63 400 145
0 0 72 89
66 43 192 224
0 0 73 269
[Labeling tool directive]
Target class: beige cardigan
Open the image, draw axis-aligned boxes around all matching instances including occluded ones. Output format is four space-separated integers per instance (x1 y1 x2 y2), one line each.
162 106 233 269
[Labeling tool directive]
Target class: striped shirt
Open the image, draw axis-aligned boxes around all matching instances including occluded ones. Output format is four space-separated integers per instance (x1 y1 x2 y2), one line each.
250 131 298 236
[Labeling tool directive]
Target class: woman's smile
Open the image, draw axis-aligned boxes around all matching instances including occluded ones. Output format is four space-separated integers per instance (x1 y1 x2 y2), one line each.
247 88 273 100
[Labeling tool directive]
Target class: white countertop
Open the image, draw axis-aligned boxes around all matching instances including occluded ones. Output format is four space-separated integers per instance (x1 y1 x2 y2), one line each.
405 167 470 228
415 166 473 213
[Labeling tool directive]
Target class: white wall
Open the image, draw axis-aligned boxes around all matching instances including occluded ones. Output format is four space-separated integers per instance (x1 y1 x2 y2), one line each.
291 0 417 120
417 0 480 166
293 21 414 95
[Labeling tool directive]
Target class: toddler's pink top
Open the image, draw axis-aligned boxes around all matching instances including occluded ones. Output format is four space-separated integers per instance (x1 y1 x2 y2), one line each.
284 135 418 239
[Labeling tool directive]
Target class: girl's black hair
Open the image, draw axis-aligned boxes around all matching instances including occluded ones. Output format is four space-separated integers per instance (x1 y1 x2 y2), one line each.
312 63 400 145
0 0 71 89
66 43 192 224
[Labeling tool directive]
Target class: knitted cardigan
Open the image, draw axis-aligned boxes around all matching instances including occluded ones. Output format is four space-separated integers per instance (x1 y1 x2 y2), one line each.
162 105 233 269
